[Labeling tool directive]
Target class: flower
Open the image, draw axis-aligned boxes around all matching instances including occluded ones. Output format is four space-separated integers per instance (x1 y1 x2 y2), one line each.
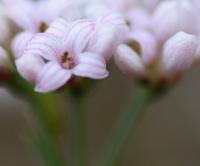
3 0 72 32
16 19 110 93
114 0 199 86
160 32 197 77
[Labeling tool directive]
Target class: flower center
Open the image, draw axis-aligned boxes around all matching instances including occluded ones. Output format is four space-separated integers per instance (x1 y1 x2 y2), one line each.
61 52 75 69
39 22 48 32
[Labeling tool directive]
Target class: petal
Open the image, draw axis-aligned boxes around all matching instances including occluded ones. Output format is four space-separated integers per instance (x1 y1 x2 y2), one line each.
143 0 159 11
88 25 119 60
46 18 69 39
115 44 146 77
35 62 71 93
66 20 96 55
127 29 157 65
73 52 109 79
16 54 44 82
161 32 197 75
25 33 62 61
12 31 34 58
151 1 179 42
126 8 150 30
4 0 39 32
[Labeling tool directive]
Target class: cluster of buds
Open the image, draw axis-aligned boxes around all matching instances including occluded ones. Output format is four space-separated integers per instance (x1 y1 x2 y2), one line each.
115 0 200 87
0 0 200 92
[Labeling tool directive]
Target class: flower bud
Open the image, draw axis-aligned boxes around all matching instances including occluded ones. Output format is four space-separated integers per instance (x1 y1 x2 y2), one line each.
151 0 199 43
127 29 157 65
161 32 197 76
115 44 146 77
12 31 34 58
16 54 44 82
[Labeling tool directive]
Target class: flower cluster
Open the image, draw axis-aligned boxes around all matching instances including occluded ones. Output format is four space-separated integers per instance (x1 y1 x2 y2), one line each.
1 0 200 92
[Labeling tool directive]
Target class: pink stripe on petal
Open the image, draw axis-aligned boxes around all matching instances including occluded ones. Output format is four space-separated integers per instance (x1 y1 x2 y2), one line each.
77 52 106 68
35 62 71 93
12 31 34 58
25 33 62 61
65 20 95 55
46 19 69 39
73 52 108 79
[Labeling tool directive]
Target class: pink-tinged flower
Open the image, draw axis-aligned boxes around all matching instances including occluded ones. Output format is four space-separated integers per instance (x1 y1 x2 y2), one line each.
151 0 199 43
12 31 34 58
88 13 129 60
3 0 72 33
143 0 160 11
16 19 109 93
126 8 151 30
126 29 157 65
160 32 197 76
115 44 146 77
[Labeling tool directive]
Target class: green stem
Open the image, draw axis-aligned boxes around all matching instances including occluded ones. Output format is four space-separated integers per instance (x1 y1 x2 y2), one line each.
70 95 86 166
96 85 155 166
4 74 65 166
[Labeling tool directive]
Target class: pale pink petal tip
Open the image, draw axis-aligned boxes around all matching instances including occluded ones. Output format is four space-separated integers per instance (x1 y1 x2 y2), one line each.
16 54 44 82
128 30 157 65
73 52 109 79
115 44 146 77
12 31 34 58
35 62 72 93
161 32 197 75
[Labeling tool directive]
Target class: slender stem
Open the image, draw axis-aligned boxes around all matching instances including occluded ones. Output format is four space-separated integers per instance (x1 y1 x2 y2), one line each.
4 74 65 166
70 96 86 166
96 85 155 166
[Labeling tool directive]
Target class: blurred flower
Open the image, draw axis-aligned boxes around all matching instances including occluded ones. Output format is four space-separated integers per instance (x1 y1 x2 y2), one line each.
16 19 111 92
160 32 197 78
12 31 34 58
3 0 73 32
114 0 199 86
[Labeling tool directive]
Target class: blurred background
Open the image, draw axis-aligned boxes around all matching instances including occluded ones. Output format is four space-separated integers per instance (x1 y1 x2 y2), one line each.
1 65 200 166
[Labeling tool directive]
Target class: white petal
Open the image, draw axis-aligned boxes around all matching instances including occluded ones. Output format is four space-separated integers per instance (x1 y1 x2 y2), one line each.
115 44 146 77
35 62 72 93
161 32 197 75
16 54 44 82
73 52 108 79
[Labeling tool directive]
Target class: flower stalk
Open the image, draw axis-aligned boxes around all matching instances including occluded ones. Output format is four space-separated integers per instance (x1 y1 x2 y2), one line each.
96 85 157 166
3 72 65 166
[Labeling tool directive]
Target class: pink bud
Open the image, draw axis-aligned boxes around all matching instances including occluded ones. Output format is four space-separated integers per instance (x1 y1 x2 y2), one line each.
161 32 197 75
115 44 146 77
127 29 157 65
143 0 159 11
16 54 44 83
151 0 199 43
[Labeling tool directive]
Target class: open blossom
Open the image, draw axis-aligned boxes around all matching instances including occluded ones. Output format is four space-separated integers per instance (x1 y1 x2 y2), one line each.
114 0 199 85
16 19 111 92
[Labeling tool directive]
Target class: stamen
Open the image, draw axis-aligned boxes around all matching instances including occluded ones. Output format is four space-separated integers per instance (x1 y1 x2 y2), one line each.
39 22 48 32
61 52 75 69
